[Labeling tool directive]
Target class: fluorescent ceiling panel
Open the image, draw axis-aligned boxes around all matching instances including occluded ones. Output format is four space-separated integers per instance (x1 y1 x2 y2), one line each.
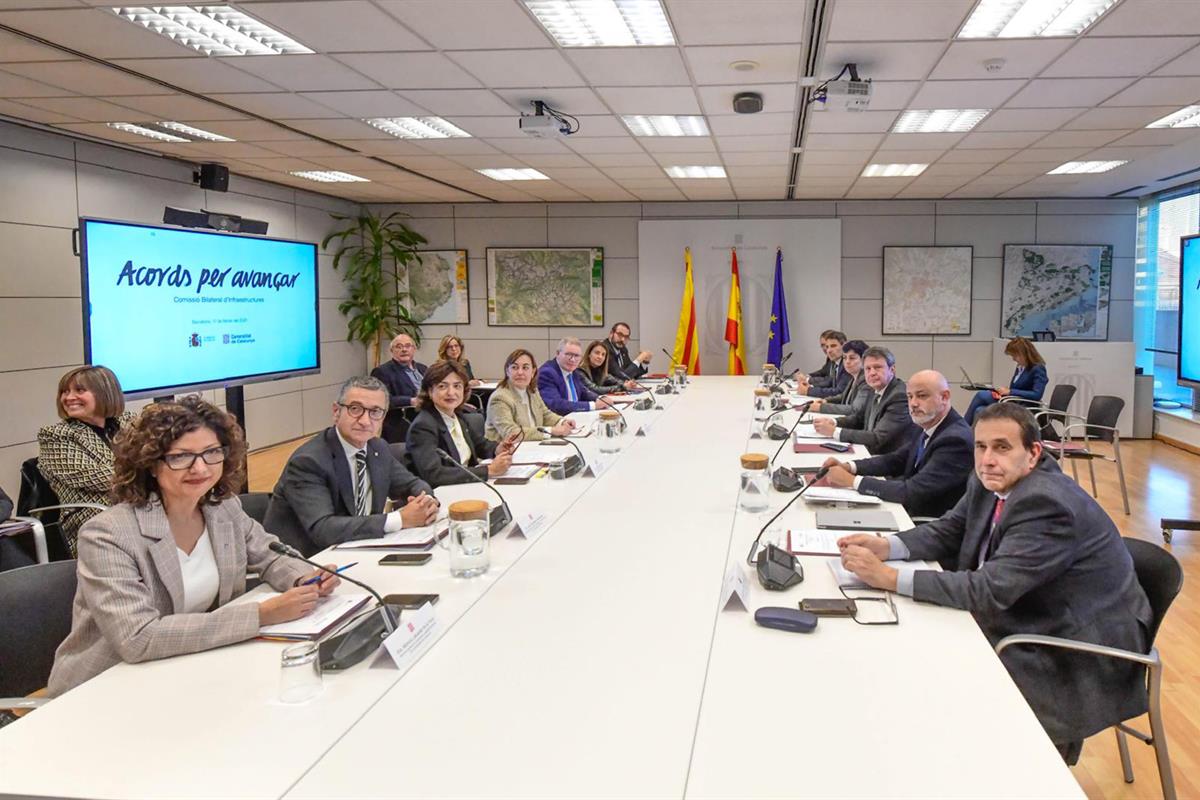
958 0 1119 38
365 117 472 139
107 122 189 142
1046 160 1128 174
861 163 928 177
156 121 235 141
892 109 990 133
523 0 674 46
476 168 550 180
1146 105 1200 129
621 115 709 136
110 6 314 56
664 165 726 178
290 170 370 182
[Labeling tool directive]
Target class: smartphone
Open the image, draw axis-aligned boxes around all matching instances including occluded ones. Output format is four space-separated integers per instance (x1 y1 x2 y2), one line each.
821 441 852 452
800 598 858 617
539 440 569 446
378 553 432 566
383 593 440 609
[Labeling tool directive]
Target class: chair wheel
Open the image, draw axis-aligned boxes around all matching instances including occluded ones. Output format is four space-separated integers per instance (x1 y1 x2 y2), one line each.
1162 530 1172 544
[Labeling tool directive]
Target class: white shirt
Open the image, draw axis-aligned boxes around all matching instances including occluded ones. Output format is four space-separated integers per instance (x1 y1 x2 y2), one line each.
438 409 471 463
335 429 408 532
835 386 886 442
176 528 219 614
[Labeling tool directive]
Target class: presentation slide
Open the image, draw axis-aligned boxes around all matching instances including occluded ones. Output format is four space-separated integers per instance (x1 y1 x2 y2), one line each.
1181 234 1200 386
81 219 319 396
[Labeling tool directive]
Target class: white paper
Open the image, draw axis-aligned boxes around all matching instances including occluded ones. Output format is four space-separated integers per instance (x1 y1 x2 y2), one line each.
497 464 541 480
793 423 834 440
333 513 449 549
803 486 883 505
258 591 371 638
827 558 923 590
379 601 438 670
785 528 846 556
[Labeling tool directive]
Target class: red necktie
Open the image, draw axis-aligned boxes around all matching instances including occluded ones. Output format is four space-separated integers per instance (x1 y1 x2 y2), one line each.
977 497 1005 568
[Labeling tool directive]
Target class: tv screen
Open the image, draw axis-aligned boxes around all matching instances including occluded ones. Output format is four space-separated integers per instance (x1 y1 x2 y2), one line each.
80 217 320 398
1181 233 1200 389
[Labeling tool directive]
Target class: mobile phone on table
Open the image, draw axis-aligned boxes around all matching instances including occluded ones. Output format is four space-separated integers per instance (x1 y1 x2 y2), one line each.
821 441 852 452
799 598 858 617
383 593 440 609
539 440 569 446
378 553 432 566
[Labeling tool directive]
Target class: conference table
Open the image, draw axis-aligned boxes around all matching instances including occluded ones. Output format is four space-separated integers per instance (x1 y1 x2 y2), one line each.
0 377 1082 799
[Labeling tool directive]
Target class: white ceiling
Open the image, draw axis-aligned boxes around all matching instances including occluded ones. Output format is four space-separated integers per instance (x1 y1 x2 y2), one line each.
0 0 1198 202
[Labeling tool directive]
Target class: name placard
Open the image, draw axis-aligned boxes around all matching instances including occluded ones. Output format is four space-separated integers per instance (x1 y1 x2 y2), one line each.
379 602 438 670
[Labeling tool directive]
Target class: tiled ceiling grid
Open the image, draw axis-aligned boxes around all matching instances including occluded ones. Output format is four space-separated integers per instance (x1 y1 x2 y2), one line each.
0 0 1198 203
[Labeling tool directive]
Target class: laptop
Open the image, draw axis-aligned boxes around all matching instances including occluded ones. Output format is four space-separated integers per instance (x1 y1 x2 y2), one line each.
959 366 996 391
815 509 899 532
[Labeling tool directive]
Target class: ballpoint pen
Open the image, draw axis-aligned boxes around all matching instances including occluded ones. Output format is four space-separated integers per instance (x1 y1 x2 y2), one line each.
301 562 358 586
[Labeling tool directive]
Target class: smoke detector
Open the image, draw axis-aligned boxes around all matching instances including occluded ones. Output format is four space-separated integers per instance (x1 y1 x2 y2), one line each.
984 58 1006 73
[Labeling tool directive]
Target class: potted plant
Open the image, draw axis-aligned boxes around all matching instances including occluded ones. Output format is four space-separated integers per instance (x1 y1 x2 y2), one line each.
322 210 428 367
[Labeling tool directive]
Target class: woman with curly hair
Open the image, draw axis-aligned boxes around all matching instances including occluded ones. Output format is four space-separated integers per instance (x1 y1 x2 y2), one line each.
47 396 339 696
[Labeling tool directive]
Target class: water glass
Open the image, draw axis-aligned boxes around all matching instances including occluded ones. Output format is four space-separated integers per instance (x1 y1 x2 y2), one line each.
444 499 491 578
279 641 322 704
739 452 771 513
597 409 623 453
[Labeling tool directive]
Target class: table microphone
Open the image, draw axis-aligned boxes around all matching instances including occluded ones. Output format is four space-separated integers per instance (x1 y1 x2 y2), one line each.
769 402 814 490
660 349 688 385
536 428 587 477
744 465 830 586
435 450 516 536
629 381 663 407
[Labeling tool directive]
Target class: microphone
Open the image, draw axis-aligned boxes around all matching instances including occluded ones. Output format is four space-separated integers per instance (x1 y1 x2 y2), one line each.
744 465 830 568
269 541 397 633
769 401 814 465
434 450 516 536
778 351 793 373
630 381 664 407
536 428 587 477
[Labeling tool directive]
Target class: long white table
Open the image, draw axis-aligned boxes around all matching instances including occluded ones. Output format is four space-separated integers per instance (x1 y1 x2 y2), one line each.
0 378 1082 799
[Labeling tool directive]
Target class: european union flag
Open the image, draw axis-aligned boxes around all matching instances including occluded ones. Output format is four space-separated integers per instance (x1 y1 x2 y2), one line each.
767 248 790 367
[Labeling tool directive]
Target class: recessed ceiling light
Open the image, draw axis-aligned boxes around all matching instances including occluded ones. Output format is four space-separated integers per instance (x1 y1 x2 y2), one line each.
621 115 709 137
156 121 234 142
892 109 990 133
664 165 726 179
364 117 472 139
110 6 313 56
729 60 759 72
476 168 550 181
1047 160 1128 175
862 163 928 177
289 171 369 183
1146 105 1200 129
958 0 1119 38
522 0 674 47
107 122 189 143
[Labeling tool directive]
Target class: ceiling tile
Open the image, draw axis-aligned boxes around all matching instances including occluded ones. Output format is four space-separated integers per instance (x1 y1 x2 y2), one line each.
697 83 797 116
186 119 305 141
3 60 172 95
719 151 785 166
909 79 1024 108
1089 0 1200 36
827 0 972 40
257 139 353 157
1008 78 1134 108
584 152 657 167
565 48 691 86
820 41 945 82
1044 37 1199 78
1102 76 1200 107
1006 147 1090 163
0 8 203 59
864 81 921 110
564 136 645 153
493 87 609 116
707 112 794 136
0 97 82 123
921 162 990 177
0 29 76 61
976 107 1085 132
595 86 700 115
1085 145 1165 161
478 137 571 154
397 89 515 116
526 158 593 171
16 95 144 121
446 49 584 89
642 138 718 154
939 148 1019 163
880 132 964 150
929 39 1071 80
285 118 391 140
96 94 248 120
0 68 76 97
806 109 898 133
1110 129 1200 147
413 138 501 155
333 53 481 90
684 44 801 85
221 55 380 92
958 130 1045 149
341 139 431 155
803 132 884 150
799 163 863 178
1033 130 1125 149
799 150 869 165
667 0 805 43
112 58 281 93
1155 43 1200 76
299 90 427 118
238 1 429 52
724 165 787 179
374 0 550 49
209 93 343 119
1063 105 1181 130
715 134 791 151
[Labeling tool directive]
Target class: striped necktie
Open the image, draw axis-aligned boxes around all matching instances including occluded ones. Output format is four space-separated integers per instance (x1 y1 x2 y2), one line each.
354 450 369 516
566 372 577 401
977 497 1005 568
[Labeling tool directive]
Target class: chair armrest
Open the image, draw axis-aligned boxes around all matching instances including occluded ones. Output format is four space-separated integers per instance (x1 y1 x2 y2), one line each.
1000 397 1046 409
910 516 937 524
28 503 107 515
0 697 49 712
995 633 1158 668
7 516 48 563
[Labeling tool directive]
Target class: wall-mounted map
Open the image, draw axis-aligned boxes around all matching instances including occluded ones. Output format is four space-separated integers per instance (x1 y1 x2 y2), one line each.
486 247 604 326
882 246 973 335
1001 244 1112 340
401 250 469 324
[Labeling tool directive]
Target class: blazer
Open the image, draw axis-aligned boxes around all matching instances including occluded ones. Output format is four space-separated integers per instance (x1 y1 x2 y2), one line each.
853 408 974 518
836 378 916 454
897 455 1152 745
537 360 597 415
484 385 562 442
1008 363 1049 402
807 363 852 398
405 407 498 487
370 359 427 410
818 372 868 416
582 365 623 395
264 427 431 557
604 340 647 381
47 497 309 696
808 358 843 389
37 412 136 554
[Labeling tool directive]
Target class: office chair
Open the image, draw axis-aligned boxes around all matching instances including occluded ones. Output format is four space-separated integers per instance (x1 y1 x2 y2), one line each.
0 559 78 718
1002 384 1076 442
237 492 272 525
1037 395 1129 514
14 457 105 562
995 538 1182 800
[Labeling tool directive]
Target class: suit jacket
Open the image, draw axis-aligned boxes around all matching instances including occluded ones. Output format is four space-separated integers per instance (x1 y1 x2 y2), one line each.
370 359 427 410
854 408 974 517
604 340 647 381
808 356 834 382
897 455 1152 744
537 360 597 415
836 378 916 454
819 372 867 416
582 365 624 395
1008 363 1049 402
47 497 308 696
405 407 497 488
807 363 852 398
264 427 431 556
484 385 562 442
37 412 136 554
809 357 843 389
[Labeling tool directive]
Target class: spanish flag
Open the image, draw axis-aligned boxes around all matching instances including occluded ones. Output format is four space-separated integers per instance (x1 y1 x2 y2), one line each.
671 247 701 375
724 248 746 375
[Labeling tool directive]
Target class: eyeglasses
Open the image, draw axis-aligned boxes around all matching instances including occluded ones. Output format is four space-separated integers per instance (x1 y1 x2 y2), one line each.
161 446 227 471
391 343 415 351
562 352 583 361
339 403 386 421
434 381 464 392
838 585 900 626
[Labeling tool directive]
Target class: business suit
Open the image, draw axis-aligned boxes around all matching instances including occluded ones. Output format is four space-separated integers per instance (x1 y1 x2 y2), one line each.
537 360 597 415
604 340 647 381
47 497 309 696
809 358 844 389
370 359 427 443
818 372 867 416
853 408 974 517
485 385 562 442
896 455 1152 746
836 378 916 454
264 427 431 556
806 363 852 398
965 363 1049 424
406 406 498 487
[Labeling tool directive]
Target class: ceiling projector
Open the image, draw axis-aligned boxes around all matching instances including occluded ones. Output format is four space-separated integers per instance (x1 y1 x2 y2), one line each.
821 78 873 111
519 100 577 138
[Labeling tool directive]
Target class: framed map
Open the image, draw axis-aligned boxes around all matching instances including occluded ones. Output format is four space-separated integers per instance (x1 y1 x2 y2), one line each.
1001 244 1112 340
882 246 973 335
400 250 469 324
486 247 604 326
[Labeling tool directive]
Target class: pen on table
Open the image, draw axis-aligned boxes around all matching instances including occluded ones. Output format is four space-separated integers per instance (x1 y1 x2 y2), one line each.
302 562 357 586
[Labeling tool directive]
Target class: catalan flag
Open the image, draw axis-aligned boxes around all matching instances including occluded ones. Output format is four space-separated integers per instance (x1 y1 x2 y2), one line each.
671 247 701 375
724 248 746 375
766 248 790 368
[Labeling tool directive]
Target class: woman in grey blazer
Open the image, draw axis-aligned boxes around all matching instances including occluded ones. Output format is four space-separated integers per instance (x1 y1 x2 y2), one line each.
484 348 578 442
47 396 338 697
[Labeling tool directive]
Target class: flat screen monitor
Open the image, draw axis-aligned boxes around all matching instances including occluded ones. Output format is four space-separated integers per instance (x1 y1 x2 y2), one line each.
80 217 320 398
1180 233 1200 390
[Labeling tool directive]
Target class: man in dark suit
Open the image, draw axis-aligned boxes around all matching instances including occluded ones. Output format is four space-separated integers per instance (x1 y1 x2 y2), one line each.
264 376 438 556
370 332 426 442
812 346 914 454
821 370 973 518
603 322 651 381
538 337 616 416
839 402 1152 764
806 330 847 389
801 335 858 399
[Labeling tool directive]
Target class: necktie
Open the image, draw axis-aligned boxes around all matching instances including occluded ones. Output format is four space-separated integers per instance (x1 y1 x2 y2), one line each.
566 372 577 401
448 416 471 463
354 450 369 516
977 497 1005 568
913 433 929 466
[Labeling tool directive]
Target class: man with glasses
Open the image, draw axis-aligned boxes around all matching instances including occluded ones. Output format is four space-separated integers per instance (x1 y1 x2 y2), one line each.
371 332 426 410
603 322 651 382
264 376 438 556
538 337 616 415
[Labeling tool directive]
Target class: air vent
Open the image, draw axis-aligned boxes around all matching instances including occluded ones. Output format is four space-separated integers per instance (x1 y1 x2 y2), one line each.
1157 165 1200 182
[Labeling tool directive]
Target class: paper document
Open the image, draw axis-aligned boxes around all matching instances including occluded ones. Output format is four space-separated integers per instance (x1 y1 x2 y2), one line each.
496 464 540 480
786 528 853 556
258 591 371 639
793 423 833 440
334 513 449 550
803 486 883 505
828 558 924 590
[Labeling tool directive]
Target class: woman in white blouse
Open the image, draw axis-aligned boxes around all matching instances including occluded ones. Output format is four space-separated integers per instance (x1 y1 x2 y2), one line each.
47 396 339 696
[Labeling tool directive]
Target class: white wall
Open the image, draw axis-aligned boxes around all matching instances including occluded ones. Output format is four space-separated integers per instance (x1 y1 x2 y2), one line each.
0 119 365 493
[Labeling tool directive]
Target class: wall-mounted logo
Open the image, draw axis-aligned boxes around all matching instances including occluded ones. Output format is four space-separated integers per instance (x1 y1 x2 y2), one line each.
188 333 201 348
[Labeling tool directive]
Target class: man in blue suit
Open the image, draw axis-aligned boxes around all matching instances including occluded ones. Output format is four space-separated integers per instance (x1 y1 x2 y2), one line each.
538 337 616 415
370 332 426 441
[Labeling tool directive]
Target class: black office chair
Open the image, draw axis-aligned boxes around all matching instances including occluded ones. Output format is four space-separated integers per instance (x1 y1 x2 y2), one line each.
237 492 272 525
1004 383 1076 442
1037 394 1129 514
0 559 78 719
387 442 407 463
381 407 415 444
996 538 1182 800
14 457 104 563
